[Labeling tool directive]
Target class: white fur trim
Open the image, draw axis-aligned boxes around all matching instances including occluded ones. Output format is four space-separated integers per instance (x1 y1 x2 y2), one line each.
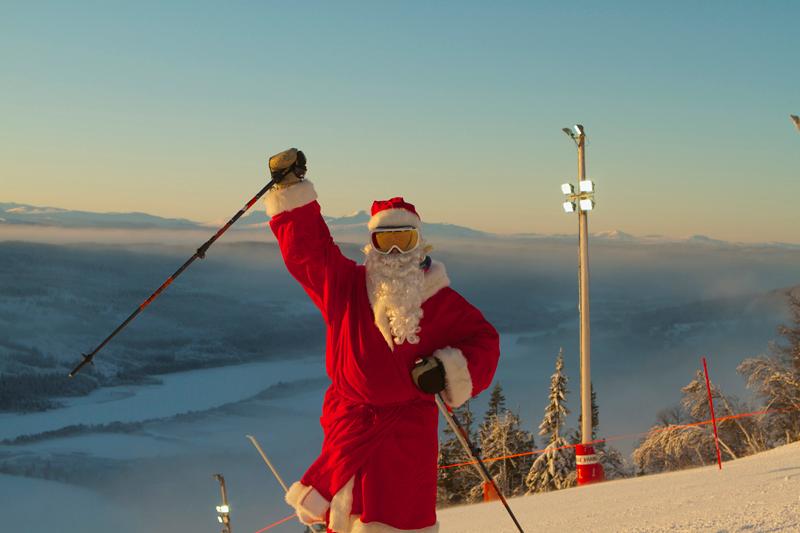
290 478 438 533
368 208 421 231
421 260 450 301
285 481 306 508
434 347 473 408
329 477 356 532
285 481 329 526
351 518 439 533
265 180 317 216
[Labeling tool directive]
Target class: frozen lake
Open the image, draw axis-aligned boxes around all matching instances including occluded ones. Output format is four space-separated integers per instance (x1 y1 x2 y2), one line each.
0 357 324 441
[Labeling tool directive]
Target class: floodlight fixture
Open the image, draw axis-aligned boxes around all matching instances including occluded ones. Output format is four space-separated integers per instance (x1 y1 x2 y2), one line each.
563 201 576 213
216 505 230 514
579 199 595 211
561 183 575 195
579 180 594 193
217 516 223 524
562 127 574 138
573 124 585 136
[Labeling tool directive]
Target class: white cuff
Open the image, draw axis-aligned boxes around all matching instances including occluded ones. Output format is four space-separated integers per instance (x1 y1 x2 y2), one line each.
265 180 317 216
434 346 473 408
285 481 329 526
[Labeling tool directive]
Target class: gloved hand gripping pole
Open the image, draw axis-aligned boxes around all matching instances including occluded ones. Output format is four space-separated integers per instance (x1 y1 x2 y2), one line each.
68 179 276 378
435 393 525 533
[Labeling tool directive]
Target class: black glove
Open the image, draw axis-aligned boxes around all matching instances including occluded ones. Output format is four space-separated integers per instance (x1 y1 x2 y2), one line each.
412 357 446 395
268 148 307 185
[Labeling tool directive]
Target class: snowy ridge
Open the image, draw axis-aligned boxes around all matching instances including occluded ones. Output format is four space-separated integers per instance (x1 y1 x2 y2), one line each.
0 202 200 229
438 441 800 532
5 201 800 248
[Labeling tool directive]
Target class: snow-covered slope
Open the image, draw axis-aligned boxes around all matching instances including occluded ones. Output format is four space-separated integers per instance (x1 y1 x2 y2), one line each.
439 442 800 532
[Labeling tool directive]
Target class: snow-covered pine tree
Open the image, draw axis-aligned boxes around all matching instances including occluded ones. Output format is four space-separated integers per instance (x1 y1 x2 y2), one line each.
525 348 576 493
478 385 535 497
738 291 800 443
598 445 631 479
437 401 483 505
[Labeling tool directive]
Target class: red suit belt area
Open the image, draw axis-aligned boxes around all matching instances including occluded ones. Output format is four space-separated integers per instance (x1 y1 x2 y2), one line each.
301 390 436 502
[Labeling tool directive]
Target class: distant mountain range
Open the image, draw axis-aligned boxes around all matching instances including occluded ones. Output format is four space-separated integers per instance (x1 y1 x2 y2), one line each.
2 201 799 249
0 202 199 230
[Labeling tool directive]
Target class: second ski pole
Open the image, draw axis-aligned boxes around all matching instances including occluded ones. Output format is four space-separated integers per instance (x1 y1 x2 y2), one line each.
435 393 525 533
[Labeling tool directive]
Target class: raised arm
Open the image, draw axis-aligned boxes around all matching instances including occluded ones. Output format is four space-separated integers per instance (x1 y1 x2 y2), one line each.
265 149 357 323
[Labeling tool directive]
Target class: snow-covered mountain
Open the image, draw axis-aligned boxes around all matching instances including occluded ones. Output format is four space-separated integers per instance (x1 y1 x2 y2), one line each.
237 208 491 239
438 441 800 532
0 202 200 230
3 201 800 249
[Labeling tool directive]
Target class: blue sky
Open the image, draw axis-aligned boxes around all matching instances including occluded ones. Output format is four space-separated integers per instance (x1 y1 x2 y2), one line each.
2 1 798 242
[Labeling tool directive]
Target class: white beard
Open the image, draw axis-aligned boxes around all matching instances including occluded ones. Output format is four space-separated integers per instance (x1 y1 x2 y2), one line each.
364 243 426 349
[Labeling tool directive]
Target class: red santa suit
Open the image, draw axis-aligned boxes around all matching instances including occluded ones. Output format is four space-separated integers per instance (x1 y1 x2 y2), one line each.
266 180 500 533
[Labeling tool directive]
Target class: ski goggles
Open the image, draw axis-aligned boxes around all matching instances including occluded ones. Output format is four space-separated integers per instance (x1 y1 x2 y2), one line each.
370 226 420 254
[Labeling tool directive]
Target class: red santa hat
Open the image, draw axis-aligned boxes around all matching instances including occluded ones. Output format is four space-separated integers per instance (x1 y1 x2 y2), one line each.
368 197 421 231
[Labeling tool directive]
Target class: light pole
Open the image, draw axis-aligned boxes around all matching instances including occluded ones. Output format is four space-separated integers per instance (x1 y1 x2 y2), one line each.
560 124 603 485
214 474 232 533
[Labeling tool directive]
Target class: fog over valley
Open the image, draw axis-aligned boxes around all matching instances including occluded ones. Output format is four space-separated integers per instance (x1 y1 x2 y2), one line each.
0 216 797 532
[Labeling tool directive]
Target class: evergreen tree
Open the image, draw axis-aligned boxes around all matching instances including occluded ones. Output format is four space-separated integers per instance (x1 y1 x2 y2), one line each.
525 348 576 493
486 382 507 419
437 401 483 505
573 382 631 480
474 383 535 497
597 445 632 480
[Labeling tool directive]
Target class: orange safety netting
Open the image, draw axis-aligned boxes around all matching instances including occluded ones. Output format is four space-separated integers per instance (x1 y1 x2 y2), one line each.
254 513 295 533
438 407 787 470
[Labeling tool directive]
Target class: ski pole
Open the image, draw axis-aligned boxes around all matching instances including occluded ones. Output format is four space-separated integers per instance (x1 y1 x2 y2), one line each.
68 179 276 377
435 394 525 533
246 435 327 533
246 435 289 493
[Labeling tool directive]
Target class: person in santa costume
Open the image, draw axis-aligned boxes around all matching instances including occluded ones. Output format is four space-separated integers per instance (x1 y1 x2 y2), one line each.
265 148 500 533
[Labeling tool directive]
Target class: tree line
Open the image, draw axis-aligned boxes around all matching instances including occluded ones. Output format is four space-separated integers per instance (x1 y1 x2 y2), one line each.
438 290 800 504
437 348 629 506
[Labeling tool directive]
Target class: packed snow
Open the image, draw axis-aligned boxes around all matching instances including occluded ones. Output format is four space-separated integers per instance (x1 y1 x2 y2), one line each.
438 441 800 532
